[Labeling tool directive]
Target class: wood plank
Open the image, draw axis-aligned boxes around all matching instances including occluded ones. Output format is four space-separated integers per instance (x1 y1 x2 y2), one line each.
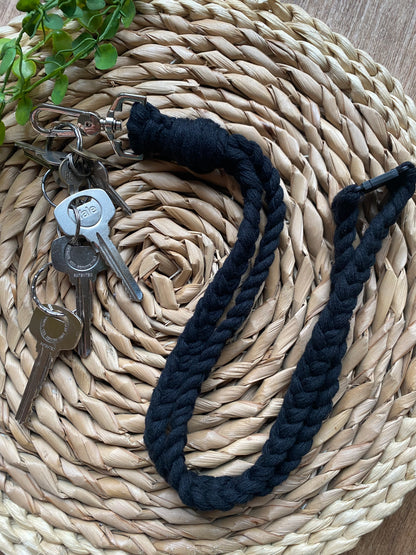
291 0 416 98
0 3 19 24
283 5 416 548
0 1 415 554
347 489 416 555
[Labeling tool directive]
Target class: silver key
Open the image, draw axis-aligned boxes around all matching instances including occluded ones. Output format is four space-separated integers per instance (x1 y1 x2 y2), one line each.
57 154 88 195
68 145 123 169
87 160 132 215
54 189 143 302
15 141 68 169
16 305 82 423
51 236 106 357
17 121 83 170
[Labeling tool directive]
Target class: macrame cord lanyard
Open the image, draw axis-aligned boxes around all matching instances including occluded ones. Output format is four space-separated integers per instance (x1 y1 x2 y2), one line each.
127 102 416 511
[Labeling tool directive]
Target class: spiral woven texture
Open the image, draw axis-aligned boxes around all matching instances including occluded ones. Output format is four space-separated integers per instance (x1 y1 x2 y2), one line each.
1 1 416 553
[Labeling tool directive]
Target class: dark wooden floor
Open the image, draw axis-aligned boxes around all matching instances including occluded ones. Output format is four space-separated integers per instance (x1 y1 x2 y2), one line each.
293 0 416 99
1 1 416 553
290 5 416 554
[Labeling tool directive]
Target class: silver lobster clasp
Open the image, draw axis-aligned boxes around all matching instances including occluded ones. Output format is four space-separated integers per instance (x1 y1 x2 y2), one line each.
30 93 146 159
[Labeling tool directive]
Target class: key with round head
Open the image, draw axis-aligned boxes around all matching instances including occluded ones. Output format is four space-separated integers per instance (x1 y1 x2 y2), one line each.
16 305 82 424
54 189 143 302
86 160 132 215
51 236 106 357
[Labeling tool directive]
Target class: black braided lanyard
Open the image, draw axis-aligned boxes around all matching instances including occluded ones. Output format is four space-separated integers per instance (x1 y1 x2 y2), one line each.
127 102 416 511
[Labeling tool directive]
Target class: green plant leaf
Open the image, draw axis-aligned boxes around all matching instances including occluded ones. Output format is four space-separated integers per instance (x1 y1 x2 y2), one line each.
121 0 135 27
51 73 69 104
58 0 76 17
0 45 16 75
1 0 132 129
22 11 42 37
72 32 96 57
52 30 72 55
44 53 65 75
0 38 13 51
0 121 5 146
15 96 33 125
44 14 64 30
11 57 37 80
86 0 106 10
73 6 83 18
16 0 40 11
78 10 103 33
99 12 120 40
94 43 117 70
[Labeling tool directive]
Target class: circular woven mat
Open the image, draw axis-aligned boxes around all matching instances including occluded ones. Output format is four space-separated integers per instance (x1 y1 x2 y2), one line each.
1 1 416 553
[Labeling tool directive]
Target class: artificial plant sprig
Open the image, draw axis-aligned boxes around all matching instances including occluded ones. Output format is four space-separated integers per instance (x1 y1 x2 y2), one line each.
0 0 137 144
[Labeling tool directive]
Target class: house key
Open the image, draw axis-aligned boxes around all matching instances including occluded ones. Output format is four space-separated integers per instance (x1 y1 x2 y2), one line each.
54 189 143 302
51 236 107 357
57 153 89 195
16 305 82 423
15 141 68 169
86 160 132 215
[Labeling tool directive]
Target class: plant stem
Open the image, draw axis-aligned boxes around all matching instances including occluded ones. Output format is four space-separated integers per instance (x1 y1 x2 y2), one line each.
26 31 55 56
11 42 97 99
43 0 60 10
0 0 135 138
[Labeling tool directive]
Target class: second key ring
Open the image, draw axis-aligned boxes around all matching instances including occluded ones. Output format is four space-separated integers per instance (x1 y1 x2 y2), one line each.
46 121 84 153
41 169 57 207
31 262 66 318
41 122 85 208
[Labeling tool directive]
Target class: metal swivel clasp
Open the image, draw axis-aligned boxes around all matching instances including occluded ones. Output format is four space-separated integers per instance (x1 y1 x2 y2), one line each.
30 93 146 159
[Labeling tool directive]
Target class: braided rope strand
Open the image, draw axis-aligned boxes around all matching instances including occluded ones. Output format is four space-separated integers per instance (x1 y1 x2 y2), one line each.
128 103 416 511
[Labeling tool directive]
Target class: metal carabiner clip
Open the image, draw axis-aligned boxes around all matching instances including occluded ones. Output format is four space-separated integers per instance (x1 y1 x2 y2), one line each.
30 93 146 159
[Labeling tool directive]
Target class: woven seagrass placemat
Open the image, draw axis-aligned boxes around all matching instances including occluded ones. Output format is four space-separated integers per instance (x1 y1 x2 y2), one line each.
0 1 416 553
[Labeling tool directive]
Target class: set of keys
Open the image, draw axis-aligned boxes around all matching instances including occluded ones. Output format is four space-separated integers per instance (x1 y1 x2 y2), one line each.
15 96 146 423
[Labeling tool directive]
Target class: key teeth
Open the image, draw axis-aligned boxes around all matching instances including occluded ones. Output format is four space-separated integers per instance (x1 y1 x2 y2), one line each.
77 342 92 358
95 233 143 303
136 288 143 302
16 406 30 425
126 281 143 302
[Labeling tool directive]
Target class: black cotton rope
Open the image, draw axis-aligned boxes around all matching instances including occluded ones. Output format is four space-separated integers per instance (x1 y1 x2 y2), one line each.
127 102 416 511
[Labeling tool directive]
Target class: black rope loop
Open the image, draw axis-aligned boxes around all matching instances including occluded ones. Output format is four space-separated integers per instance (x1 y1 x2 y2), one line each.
127 102 416 511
